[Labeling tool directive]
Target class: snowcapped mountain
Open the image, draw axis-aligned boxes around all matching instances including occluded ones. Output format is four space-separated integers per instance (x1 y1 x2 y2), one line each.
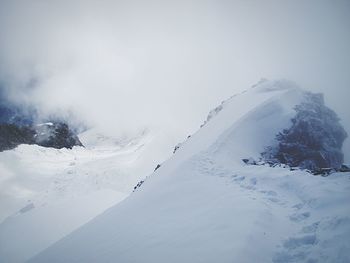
29 79 350 263
0 127 179 263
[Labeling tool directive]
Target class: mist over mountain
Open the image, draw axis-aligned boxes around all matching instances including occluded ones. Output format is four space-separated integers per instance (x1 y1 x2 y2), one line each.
0 0 349 159
0 1 349 263
0 87 36 126
0 88 83 151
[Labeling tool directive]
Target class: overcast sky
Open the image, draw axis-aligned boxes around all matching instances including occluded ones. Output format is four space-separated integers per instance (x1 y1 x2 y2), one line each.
0 0 349 158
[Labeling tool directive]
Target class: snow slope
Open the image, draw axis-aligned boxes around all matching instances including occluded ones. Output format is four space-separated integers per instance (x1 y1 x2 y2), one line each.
0 128 179 263
30 79 350 263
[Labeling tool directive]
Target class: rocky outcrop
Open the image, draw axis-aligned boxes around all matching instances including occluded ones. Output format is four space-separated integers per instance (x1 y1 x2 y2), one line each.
0 122 83 152
0 90 83 151
262 92 347 171
34 122 83 149
0 124 36 151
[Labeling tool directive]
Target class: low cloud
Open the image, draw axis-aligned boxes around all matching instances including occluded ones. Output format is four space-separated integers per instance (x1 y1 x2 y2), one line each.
0 0 349 159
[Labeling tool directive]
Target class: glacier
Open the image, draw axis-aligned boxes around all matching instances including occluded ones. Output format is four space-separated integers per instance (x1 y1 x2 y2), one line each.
0 128 180 262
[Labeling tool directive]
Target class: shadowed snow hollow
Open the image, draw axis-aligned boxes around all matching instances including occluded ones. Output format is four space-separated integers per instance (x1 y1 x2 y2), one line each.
30 79 350 263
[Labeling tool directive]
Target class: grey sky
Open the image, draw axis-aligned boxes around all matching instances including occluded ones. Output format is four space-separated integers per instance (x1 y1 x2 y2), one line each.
0 0 349 159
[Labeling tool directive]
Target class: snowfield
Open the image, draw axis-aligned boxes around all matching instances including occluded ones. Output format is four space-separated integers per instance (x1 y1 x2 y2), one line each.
0 128 179 263
29 80 350 263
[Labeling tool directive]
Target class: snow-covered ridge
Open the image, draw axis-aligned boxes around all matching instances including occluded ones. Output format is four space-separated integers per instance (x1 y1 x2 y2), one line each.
253 78 299 92
30 79 350 263
201 78 299 127
174 79 304 167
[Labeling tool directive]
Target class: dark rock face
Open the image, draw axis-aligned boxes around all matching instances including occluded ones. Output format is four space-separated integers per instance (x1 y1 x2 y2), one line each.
35 122 83 149
0 122 83 152
0 124 35 151
0 104 16 124
263 92 348 170
0 88 83 151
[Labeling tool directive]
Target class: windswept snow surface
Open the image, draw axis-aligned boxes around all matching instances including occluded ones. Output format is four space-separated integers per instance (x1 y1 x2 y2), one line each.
30 80 350 263
0 128 179 263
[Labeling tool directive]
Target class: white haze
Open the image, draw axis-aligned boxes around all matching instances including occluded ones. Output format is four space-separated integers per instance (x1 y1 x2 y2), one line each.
0 0 349 160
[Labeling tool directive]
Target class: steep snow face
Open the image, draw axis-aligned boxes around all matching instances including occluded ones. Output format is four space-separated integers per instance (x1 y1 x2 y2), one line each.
167 79 305 169
30 80 350 263
0 128 179 263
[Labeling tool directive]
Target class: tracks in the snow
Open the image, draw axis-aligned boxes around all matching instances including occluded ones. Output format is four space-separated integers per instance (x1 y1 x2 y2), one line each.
195 155 323 263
